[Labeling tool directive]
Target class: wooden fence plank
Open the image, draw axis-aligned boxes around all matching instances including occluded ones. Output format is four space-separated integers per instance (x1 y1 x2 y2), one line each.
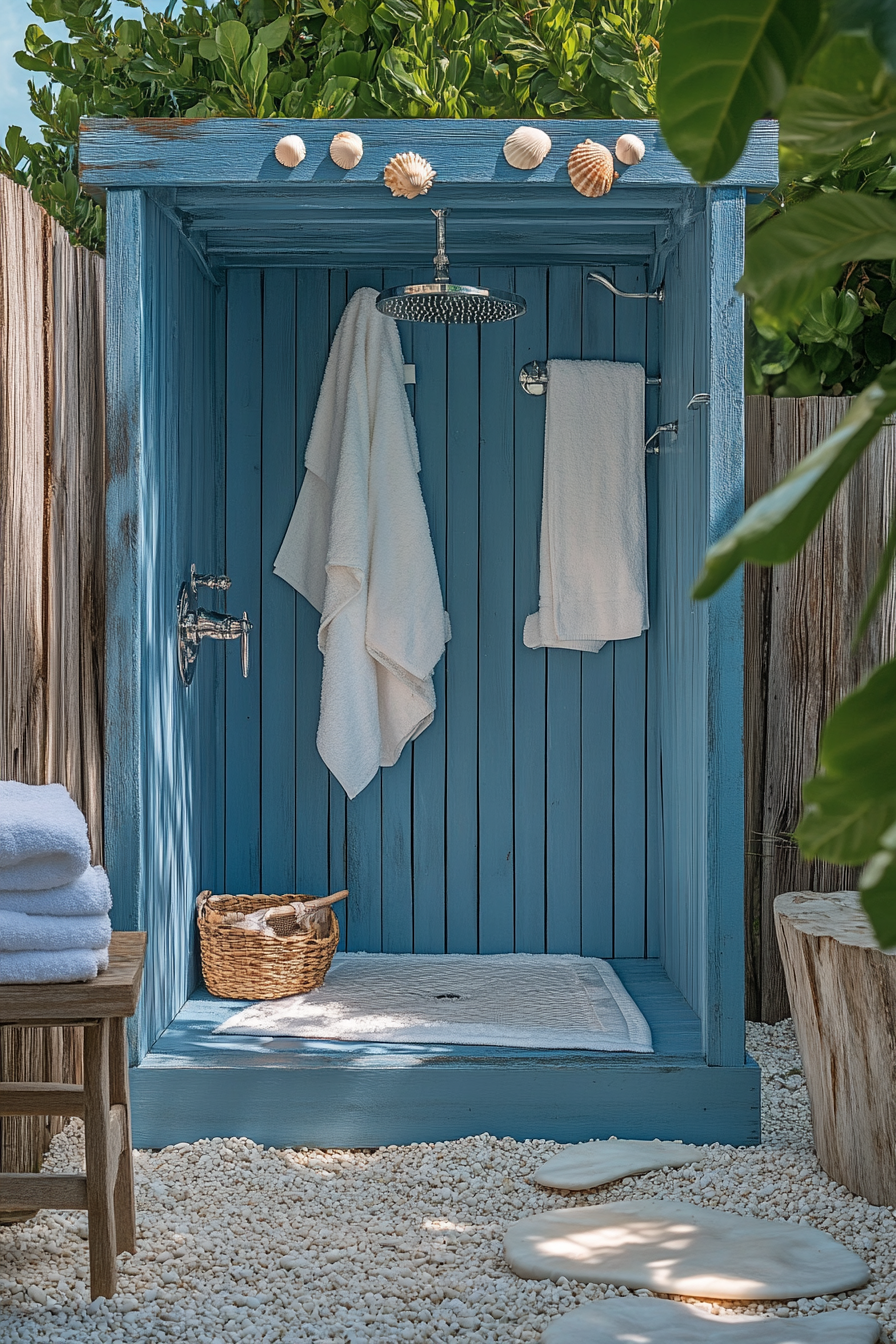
744 396 896 1021
0 180 102 1181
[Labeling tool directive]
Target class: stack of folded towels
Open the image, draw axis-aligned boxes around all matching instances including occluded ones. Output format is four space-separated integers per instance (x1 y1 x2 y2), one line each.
0 781 112 984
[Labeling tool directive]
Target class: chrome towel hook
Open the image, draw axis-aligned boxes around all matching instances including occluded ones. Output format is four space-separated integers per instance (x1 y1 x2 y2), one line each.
644 422 678 454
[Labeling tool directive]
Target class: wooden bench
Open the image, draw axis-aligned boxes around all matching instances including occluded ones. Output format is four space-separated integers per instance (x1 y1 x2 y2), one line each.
0 931 146 1298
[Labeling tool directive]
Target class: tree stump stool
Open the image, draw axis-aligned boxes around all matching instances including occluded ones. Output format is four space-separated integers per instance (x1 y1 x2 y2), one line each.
0 932 146 1297
775 891 896 1206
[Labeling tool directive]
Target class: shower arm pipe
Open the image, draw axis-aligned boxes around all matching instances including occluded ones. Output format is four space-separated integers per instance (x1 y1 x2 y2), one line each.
588 272 664 303
432 208 450 283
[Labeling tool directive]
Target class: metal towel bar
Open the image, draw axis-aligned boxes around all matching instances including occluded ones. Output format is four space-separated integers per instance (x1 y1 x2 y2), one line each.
519 361 661 396
519 360 666 452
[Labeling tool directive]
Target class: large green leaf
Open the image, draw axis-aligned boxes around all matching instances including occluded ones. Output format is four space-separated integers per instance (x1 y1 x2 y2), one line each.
255 16 290 51
780 87 896 156
338 1 370 35
859 824 896 949
802 31 884 97
692 360 896 597
740 192 896 320
376 0 422 25
656 0 820 183
215 21 251 80
241 43 268 104
795 659 896 945
854 502 896 645
832 0 896 73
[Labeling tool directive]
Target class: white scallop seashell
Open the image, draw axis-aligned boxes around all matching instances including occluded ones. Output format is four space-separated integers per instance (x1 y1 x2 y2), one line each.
329 131 364 170
275 135 306 169
567 139 618 198
615 132 646 166
503 125 552 170
383 151 436 200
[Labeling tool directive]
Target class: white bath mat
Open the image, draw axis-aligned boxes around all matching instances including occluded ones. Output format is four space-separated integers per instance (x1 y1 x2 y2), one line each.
214 953 653 1052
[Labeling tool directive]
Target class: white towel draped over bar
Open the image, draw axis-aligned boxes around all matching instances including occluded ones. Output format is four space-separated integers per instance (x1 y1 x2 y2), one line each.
524 359 648 653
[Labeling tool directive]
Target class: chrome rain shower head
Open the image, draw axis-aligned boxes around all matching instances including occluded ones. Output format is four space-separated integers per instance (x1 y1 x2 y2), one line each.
376 209 526 325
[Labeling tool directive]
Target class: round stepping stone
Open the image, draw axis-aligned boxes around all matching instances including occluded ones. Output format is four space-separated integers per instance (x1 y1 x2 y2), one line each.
541 1298 880 1343
503 1200 869 1300
535 1139 704 1190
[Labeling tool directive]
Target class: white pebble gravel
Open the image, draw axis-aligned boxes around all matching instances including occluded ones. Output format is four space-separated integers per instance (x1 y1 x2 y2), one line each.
0 1019 893 1343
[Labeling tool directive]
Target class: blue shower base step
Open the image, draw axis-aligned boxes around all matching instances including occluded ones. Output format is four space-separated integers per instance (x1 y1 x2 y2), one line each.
129 959 760 1149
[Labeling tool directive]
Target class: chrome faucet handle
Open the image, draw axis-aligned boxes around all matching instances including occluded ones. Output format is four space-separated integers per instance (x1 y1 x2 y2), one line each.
190 563 232 596
240 613 251 679
177 585 253 688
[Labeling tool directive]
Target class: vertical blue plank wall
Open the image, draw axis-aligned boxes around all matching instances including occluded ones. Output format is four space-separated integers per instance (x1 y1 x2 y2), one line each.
105 193 223 1059
221 264 663 957
654 207 709 1016
654 192 746 1063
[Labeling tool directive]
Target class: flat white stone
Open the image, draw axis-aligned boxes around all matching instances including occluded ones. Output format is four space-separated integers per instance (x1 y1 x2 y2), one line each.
541 1298 881 1343
503 1200 870 1300
535 1139 704 1190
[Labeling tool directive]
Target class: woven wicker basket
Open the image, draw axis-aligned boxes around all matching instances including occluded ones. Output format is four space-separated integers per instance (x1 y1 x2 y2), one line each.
196 889 346 1000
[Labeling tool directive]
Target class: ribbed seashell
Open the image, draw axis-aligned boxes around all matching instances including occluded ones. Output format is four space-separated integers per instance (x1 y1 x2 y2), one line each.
383 151 436 200
274 135 306 169
567 139 618 197
615 132 646 166
503 125 552 170
330 131 364 170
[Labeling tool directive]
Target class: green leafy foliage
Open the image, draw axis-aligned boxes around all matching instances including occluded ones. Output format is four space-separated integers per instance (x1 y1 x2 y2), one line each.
657 4 896 947
2 0 669 251
656 0 820 184
795 658 896 947
741 192 896 322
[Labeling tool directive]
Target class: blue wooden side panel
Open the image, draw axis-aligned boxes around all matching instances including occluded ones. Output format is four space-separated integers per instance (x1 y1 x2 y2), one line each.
221 264 659 961
105 192 222 1060
704 190 746 1066
654 208 709 1017
611 265 649 959
654 193 745 1065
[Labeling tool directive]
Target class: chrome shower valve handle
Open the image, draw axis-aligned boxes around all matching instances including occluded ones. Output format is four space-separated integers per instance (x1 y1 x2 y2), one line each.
177 569 252 687
190 563 232 596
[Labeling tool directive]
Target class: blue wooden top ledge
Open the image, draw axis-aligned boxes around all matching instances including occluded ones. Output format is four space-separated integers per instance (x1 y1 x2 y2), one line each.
79 117 778 194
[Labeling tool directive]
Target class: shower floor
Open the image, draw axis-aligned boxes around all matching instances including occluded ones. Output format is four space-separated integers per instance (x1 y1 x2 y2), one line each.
129 960 760 1149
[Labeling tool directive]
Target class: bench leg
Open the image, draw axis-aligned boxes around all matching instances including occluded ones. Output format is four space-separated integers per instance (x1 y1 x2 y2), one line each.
83 1020 116 1298
108 1016 136 1255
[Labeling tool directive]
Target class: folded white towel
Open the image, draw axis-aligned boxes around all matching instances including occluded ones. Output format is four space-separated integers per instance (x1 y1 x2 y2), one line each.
524 359 648 652
0 865 111 917
0 781 91 890
274 287 450 799
0 946 109 984
0 910 111 953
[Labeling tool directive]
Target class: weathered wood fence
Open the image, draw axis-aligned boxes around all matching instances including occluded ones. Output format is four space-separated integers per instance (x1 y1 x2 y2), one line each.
0 176 105 1180
2 176 896 1173
744 397 896 1022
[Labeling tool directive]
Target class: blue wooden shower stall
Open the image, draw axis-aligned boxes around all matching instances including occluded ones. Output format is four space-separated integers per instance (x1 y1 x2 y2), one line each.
81 117 776 1149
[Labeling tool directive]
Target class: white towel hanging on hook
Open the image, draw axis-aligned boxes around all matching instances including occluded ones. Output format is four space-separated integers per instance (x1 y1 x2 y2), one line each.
274 288 450 799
